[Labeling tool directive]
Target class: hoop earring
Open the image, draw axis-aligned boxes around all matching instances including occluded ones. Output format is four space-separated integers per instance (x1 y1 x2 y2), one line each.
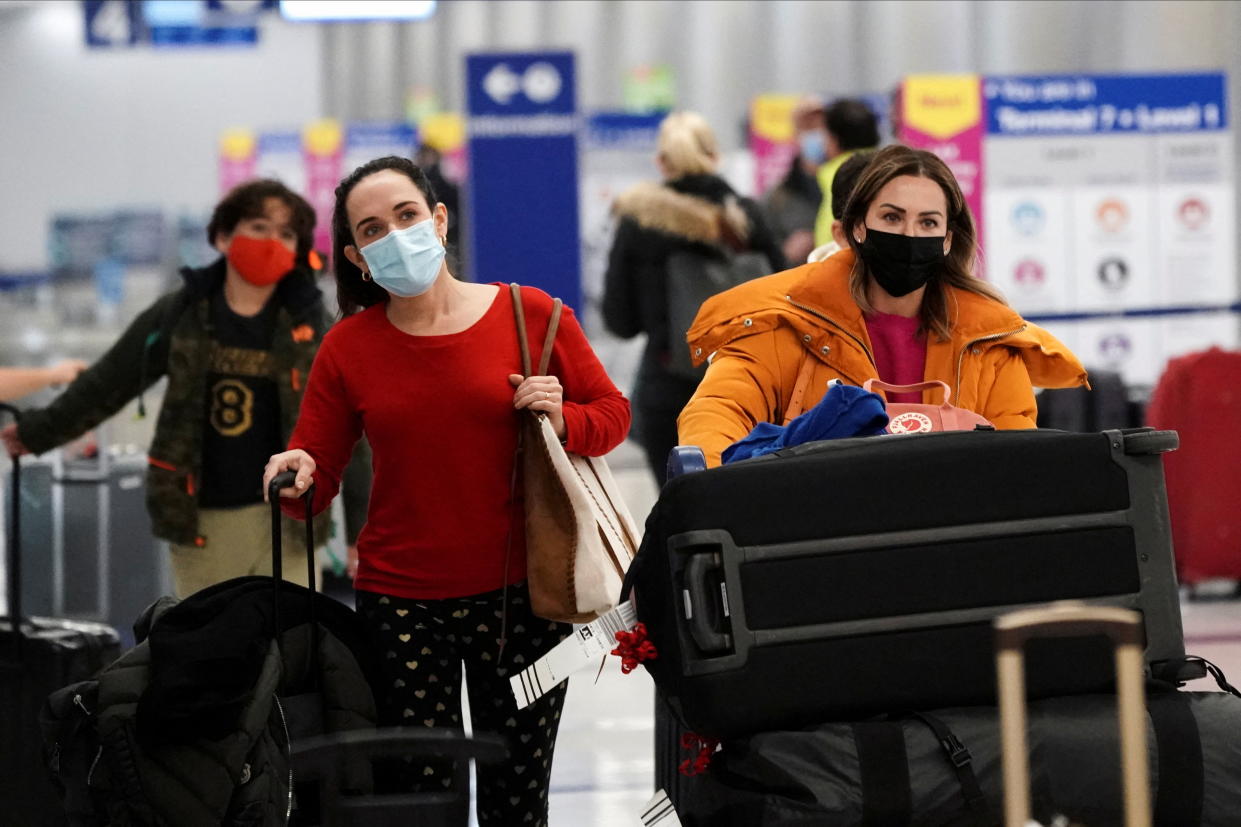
361 271 372 282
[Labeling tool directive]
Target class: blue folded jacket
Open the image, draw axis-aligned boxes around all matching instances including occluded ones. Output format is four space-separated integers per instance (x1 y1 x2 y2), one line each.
721 383 889 464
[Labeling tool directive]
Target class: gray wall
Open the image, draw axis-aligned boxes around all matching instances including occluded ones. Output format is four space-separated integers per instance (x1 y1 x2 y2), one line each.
0 1 323 270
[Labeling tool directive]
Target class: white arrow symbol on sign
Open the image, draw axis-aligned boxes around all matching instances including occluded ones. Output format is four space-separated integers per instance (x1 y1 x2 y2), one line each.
484 63 521 105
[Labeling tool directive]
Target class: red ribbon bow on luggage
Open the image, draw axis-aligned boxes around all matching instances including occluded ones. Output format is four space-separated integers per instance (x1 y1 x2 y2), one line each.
611 622 658 674
678 732 720 776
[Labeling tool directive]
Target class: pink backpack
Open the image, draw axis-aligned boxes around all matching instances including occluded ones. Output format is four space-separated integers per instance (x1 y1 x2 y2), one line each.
862 379 994 434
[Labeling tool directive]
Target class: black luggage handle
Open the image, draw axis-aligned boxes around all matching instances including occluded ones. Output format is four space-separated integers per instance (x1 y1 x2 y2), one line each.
1 403 22 663
268 470 318 657
684 553 731 654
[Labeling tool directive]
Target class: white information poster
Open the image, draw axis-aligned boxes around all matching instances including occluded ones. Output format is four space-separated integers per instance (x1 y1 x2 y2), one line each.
982 73 1236 387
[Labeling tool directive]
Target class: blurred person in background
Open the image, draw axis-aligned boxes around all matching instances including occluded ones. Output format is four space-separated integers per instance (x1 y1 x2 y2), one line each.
602 110 786 486
763 95 826 265
0 180 367 597
813 98 882 246
263 155 630 825
412 141 461 255
807 149 876 262
0 359 87 402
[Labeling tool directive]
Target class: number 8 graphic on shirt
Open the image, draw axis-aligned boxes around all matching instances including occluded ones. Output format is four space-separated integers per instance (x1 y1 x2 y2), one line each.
211 378 254 437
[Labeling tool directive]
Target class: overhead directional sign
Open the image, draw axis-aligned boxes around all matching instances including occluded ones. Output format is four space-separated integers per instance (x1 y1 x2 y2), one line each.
465 52 581 308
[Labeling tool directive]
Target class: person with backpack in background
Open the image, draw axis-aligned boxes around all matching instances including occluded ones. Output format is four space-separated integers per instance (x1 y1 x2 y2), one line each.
0 179 368 597
602 110 786 486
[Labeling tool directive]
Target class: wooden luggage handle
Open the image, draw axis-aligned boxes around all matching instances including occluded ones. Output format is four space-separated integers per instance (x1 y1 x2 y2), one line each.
994 602 1151 827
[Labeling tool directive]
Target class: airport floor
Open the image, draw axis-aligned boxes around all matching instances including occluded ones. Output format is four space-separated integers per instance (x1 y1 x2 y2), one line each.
528 439 1241 826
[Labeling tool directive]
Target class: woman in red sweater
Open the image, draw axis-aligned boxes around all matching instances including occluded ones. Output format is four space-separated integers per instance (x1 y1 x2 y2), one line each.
262 156 630 825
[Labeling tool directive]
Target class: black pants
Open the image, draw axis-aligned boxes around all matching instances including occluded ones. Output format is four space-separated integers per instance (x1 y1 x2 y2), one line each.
357 583 571 826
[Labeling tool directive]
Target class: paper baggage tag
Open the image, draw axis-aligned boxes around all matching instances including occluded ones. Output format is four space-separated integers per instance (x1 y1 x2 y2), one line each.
510 600 636 710
640 789 682 826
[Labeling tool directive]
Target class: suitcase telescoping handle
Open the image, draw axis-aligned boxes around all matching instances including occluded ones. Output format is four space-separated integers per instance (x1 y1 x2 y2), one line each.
268 470 317 642
1 403 22 662
995 602 1151 827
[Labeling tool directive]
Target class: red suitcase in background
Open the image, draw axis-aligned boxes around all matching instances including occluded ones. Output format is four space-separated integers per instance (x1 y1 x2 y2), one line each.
1146 347 1241 584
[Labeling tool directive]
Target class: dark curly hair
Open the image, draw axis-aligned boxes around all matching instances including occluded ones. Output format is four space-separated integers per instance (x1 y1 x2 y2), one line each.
331 156 441 318
207 179 316 265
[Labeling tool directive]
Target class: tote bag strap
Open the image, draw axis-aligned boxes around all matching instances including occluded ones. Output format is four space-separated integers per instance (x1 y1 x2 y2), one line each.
510 282 563 377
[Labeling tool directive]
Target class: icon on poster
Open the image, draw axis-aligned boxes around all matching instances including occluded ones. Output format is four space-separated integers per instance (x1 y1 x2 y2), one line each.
1177 197 1210 232
1096 256 1130 291
1011 202 1045 237
1098 333 1132 364
1013 258 1046 288
1095 199 1129 234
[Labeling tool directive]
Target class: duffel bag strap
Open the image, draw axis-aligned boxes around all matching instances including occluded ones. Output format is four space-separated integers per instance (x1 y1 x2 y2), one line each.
852 721 910 826
1148 693 1204 827
907 712 988 827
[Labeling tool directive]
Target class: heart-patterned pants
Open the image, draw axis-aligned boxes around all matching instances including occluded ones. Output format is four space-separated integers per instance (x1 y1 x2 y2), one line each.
357 582 571 825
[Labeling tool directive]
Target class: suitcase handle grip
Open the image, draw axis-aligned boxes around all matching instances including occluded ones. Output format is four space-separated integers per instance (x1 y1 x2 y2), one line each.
683 553 731 654
995 602 1151 827
267 469 317 662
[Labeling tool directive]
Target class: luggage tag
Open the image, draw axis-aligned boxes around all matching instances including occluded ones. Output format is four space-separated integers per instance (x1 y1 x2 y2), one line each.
510 600 636 709
640 789 683 826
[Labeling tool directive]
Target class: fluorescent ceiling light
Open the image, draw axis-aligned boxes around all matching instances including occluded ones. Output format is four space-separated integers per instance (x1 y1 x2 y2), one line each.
280 1 437 22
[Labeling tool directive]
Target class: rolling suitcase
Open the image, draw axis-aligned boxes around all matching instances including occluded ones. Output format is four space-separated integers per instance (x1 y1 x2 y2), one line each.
0 403 121 826
626 428 1196 740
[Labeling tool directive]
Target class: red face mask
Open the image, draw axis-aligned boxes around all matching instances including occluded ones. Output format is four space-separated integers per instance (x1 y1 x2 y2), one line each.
226 235 296 287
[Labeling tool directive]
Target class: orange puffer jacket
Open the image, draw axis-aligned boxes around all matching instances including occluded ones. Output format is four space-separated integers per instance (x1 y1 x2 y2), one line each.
677 249 1089 466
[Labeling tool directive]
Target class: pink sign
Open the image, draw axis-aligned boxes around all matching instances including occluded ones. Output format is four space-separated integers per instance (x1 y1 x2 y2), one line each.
897 77 987 274
218 129 257 194
302 120 345 256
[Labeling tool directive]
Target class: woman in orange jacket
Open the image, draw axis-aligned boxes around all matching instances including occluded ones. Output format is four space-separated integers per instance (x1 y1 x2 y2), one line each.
678 145 1088 466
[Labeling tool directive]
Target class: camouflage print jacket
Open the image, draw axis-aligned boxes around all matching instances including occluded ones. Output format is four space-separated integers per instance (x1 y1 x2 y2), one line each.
19 260 341 546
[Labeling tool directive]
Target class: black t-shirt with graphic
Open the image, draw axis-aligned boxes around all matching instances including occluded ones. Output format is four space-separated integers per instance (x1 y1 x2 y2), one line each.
198 294 283 508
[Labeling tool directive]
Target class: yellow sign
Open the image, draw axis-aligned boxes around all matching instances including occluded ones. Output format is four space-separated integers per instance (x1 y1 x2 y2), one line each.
219 128 256 161
420 113 466 152
302 118 344 157
750 94 802 142
903 76 981 139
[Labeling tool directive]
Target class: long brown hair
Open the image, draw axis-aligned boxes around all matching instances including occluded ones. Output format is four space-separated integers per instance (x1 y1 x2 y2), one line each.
840 144 1007 341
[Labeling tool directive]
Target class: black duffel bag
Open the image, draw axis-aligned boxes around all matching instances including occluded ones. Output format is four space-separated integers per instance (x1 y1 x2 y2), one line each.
681 686 1241 827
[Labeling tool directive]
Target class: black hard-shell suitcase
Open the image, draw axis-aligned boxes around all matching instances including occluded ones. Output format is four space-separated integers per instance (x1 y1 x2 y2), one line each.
626 428 1195 740
0 403 121 825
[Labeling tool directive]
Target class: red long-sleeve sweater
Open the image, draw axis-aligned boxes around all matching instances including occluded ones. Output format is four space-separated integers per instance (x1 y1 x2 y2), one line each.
284 285 632 599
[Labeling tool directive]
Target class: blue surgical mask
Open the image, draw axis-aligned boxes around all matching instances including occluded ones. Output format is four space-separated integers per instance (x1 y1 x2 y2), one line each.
799 131 827 165
359 218 445 298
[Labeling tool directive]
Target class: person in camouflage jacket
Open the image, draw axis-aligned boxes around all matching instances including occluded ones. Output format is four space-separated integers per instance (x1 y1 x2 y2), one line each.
1 180 365 596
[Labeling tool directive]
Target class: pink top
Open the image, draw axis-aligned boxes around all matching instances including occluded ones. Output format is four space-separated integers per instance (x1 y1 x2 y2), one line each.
865 312 927 404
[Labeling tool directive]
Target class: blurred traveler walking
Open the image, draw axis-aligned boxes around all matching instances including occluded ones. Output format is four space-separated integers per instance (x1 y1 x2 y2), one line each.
813 98 882 245
263 156 630 826
602 110 785 485
0 180 356 597
763 96 826 265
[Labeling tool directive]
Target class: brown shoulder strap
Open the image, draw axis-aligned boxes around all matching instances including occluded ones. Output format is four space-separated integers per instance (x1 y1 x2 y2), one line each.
537 299 562 376
510 283 532 377
782 354 817 426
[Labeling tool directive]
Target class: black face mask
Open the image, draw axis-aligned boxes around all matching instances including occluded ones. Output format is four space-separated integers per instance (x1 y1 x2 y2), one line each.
857 228 947 298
